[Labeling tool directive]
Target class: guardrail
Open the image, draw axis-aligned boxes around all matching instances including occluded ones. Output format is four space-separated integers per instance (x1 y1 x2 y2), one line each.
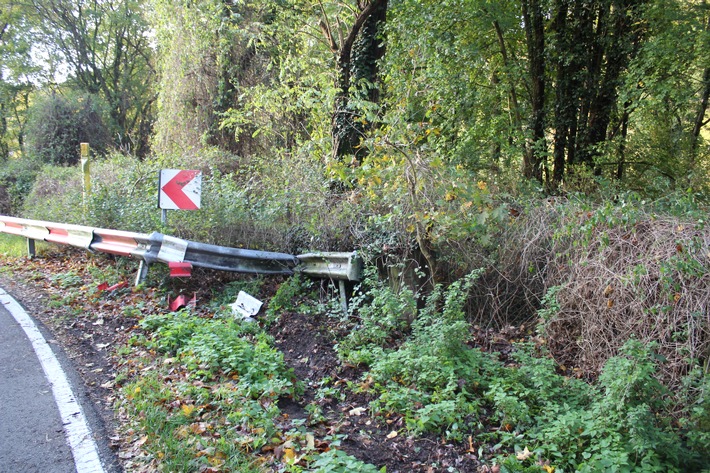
0 216 362 290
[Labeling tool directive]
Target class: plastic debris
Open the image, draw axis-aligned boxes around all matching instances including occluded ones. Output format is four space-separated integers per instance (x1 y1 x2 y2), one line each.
231 291 262 321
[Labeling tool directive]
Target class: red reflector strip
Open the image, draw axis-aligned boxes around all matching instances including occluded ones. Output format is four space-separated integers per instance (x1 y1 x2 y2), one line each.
168 262 192 277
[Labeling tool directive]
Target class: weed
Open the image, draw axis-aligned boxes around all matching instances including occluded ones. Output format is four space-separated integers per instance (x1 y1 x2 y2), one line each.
209 276 264 309
267 274 314 317
343 269 493 437
492 340 707 472
308 449 385 472
0 234 32 257
50 271 84 288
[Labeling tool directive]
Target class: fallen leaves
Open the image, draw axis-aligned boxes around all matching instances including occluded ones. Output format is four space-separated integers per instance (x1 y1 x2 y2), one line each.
516 446 532 461
348 406 367 417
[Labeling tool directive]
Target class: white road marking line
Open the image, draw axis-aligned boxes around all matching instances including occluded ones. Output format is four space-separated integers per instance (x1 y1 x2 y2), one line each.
0 288 106 473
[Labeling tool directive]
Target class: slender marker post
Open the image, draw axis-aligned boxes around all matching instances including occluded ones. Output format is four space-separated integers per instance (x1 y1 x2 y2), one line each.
80 143 91 207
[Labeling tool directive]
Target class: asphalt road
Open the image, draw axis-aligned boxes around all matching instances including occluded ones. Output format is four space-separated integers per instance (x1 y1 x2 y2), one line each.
0 287 114 473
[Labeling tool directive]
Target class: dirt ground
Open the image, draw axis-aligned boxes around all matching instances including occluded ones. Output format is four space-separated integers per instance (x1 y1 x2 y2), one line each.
0 247 523 472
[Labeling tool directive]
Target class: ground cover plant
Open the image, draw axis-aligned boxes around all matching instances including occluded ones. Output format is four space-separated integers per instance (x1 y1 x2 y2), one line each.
2 0 709 469
0 212 707 472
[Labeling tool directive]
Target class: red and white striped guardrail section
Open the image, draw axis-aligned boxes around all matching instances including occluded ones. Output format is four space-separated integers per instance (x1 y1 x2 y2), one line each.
0 216 361 284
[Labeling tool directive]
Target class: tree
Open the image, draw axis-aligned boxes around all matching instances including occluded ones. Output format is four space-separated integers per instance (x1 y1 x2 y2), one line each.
521 0 546 181
325 0 388 161
25 91 112 165
28 0 156 156
0 0 40 160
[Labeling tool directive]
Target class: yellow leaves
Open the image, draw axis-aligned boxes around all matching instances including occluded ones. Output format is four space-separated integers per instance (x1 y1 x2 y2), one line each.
359 376 374 391
282 448 296 462
209 452 227 465
543 465 556 473
181 404 196 417
477 180 487 191
516 446 532 461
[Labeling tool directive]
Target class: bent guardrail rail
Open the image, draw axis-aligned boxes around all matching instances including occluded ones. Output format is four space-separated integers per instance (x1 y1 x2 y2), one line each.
0 216 362 288
295 252 362 281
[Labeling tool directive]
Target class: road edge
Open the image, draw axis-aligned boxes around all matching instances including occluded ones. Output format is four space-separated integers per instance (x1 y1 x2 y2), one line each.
0 286 107 473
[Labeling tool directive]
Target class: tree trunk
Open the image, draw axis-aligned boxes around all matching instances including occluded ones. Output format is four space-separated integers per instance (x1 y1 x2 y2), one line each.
522 0 546 182
332 0 388 161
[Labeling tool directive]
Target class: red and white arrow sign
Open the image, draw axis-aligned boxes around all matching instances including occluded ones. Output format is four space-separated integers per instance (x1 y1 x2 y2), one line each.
159 169 202 210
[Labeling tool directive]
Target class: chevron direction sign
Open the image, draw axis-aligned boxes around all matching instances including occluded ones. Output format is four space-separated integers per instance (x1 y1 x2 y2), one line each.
159 170 202 210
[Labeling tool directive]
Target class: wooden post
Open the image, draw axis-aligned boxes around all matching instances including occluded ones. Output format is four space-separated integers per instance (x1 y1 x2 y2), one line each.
80 143 91 205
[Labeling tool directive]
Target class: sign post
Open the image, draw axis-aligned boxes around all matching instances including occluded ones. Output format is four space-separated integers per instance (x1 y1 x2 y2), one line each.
80 143 91 206
158 169 202 224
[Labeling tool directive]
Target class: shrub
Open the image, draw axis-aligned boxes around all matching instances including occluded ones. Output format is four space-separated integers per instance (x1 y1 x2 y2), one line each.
24 91 113 165
20 164 84 223
0 155 43 215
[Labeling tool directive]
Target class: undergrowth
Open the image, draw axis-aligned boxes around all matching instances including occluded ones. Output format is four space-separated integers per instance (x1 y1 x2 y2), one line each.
338 268 710 472
118 305 382 472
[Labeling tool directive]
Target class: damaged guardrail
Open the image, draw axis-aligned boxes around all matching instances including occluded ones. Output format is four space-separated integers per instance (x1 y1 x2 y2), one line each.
0 216 362 288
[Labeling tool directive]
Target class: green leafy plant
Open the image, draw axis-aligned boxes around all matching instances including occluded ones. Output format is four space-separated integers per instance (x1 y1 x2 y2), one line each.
50 271 84 288
308 449 385 473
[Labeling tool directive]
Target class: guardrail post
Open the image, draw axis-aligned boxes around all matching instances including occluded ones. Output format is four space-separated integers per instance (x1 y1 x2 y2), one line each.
27 238 36 259
135 261 150 286
339 280 347 313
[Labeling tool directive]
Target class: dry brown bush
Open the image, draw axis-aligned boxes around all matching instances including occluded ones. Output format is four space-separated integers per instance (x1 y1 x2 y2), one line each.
456 199 708 392
545 214 709 387
464 204 559 327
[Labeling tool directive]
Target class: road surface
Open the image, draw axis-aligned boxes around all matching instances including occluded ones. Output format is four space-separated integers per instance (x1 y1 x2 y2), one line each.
0 287 117 473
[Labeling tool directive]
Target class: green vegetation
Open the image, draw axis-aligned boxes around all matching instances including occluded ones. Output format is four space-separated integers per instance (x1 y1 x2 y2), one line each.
1 0 708 471
336 269 708 472
0 234 31 257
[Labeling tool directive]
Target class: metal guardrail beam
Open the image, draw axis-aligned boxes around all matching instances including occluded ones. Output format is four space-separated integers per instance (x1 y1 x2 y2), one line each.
295 252 363 282
0 216 359 286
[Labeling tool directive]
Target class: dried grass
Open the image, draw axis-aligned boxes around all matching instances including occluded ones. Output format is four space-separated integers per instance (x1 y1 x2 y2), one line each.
465 204 558 327
546 214 709 387
459 201 708 392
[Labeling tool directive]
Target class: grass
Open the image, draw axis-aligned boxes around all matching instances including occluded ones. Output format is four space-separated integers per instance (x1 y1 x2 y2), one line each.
0 234 51 258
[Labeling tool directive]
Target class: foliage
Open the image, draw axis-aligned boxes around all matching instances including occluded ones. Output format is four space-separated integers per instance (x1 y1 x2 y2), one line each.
0 0 43 161
0 154 43 214
308 449 385 473
266 274 314 319
491 341 707 472
24 92 113 165
337 265 709 470
140 310 300 397
20 163 84 223
341 269 495 437
29 0 156 156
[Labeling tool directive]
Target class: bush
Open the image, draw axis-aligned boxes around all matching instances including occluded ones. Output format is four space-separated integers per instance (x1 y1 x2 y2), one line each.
21 164 84 223
24 91 114 165
492 340 707 472
0 155 43 215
